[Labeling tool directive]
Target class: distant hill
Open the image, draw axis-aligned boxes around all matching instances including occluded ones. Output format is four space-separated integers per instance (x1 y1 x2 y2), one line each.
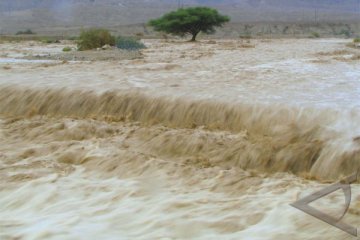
0 0 359 33
2 0 359 13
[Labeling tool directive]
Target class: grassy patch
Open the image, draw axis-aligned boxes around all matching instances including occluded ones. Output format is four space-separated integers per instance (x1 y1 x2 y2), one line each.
62 47 72 52
41 38 60 44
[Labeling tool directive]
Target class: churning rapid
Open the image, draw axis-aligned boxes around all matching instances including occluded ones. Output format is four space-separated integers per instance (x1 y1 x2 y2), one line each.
0 39 360 239
0 86 360 180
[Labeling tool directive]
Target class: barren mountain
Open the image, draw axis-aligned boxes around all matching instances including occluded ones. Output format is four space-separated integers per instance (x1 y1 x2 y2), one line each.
0 0 359 33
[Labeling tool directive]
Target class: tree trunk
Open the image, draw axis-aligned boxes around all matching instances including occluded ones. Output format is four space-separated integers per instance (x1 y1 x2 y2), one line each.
190 32 199 41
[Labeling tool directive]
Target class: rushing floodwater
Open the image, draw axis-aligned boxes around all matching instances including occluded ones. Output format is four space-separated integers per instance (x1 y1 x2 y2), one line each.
0 39 359 240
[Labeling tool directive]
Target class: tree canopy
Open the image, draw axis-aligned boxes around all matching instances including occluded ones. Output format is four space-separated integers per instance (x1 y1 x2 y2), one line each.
149 7 230 41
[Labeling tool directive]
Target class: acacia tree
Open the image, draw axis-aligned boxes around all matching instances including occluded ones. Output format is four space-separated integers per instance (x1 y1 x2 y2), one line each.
149 7 230 41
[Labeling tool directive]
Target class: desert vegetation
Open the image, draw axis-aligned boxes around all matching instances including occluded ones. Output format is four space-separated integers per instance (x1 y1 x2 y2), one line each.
15 29 35 35
62 47 72 52
77 28 116 51
116 36 146 51
75 29 146 51
338 29 351 38
310 32 320 38
149 7 230 41
345 37 360 49
41 38 60 44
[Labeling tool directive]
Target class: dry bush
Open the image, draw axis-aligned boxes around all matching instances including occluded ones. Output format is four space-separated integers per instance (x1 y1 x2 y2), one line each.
3 65 11 70
77 28 115 51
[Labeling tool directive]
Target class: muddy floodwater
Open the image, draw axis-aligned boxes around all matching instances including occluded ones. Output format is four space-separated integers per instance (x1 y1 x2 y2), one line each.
0 39 360 239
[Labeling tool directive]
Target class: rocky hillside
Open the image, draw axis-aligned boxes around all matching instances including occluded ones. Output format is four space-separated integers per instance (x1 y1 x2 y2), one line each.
0 0 359 33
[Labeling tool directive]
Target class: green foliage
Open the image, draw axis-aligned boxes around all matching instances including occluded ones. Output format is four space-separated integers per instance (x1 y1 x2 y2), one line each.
67 36 79 41
41 38 60 44
310 32 320 38
354 38 360 43
77 28 115 51
339 29 351 38
62 47 72 52
15 29 35 35
149 7 230 41
116 36 146 51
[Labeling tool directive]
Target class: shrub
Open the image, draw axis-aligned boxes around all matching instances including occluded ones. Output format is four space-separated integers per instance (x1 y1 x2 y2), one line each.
77 28 115 51
354 38 360 43
116 36 146 51
41 38 60 44
239 35 252 39
67 36 79 41
339 29 351 38
62 47 72 52
16 29 35 35
310 32 320 38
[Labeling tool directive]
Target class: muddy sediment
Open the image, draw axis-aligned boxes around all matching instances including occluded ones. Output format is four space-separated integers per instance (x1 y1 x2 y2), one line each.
0 39 359 240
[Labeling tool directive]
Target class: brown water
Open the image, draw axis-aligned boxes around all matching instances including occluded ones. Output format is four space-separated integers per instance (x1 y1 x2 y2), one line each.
0 39 359 239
